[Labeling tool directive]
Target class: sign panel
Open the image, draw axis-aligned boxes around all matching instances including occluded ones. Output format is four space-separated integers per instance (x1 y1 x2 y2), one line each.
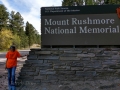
41 5 120 45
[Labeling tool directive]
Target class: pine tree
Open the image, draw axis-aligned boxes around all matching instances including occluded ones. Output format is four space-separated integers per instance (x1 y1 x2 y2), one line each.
0 4 9 30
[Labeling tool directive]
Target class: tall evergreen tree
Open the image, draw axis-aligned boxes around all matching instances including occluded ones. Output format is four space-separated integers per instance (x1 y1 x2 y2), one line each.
25 22 34 47
0 4 9 30
25 22 40 47
9 11 24 34
62 0 96 6
104 0 120 4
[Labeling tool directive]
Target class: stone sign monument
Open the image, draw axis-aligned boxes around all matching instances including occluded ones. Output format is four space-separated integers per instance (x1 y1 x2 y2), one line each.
17 5 120 90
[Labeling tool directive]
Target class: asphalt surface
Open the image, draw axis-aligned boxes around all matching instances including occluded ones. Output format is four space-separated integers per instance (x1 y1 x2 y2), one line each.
0 50 30 90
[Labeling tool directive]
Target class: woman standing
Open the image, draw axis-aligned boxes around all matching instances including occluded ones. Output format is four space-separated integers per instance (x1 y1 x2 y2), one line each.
5 46 25 90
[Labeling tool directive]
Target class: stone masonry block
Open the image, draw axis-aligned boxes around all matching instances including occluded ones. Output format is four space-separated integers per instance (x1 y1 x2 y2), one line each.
32 63 52 67
96 54 111 57
29 51 35 55
40 70 56 75
81 57 90 60
60 57 80 60
54 66 66 69
34 75 46 80
38 56 59 60
41 48 58 51
64 51 82 54
35 51 51 54
21 67 35 72
26 72 38 76
57 71 75 75
76 71 96 77
61 53 77 57
104 51 118 55
51 51 62 54
112 55 120 59
27 55 38 60
71 67 83 70
77 53 95 58
47 75 58 80
59 48 74 50
25 60 43 64
102 60 116 65
70 62 84 67
84 61 102 68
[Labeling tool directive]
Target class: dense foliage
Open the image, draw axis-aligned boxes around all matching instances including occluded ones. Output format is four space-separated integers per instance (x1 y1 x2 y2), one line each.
62 0 120 6
0 4 40 50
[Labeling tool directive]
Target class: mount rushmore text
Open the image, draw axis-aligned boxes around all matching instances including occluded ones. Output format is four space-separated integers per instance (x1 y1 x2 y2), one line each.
43 17 120 34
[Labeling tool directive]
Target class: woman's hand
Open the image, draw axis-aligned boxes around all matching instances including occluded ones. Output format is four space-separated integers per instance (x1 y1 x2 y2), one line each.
5 66 7 70
21 54 28 59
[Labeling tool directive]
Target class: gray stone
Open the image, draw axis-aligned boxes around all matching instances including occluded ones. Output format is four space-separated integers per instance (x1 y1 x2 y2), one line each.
44 60 48 63
70 62 84 67
21 67 35 72
66 66 71 70
54 63 66 66
109 65 120 69
40 70 56 74
111 48 120 51
99 84 116 89
29 51 35 55
76 71 96 77
112 55 120 59
26 60 43 64
32 63 52 67
23 64 32 67
16 48 120 89
82 88 90 90
102 60 116 65
26 72 38 76
58 75 66 80
104 51 118 55
61 53 77 57
19 72 26 76
84 68 95 71
47 75 58 80
60 57 80 60
96 54 111 57
71 67 83 70
59 85 72 90
81 57 90 60
74 48 86 51
35 51 51 54
59 48 74 50
41 48 58 51
39 66 53 70
57 71 75 75
64 50 82 54
30 48 41 51
27 55 38 60
82 51 88 54
51 51 61 54
77 53 95 58
38 56 59 60
17 76 33 80
34 75 46 80
54 66 66 70
84 61 102 68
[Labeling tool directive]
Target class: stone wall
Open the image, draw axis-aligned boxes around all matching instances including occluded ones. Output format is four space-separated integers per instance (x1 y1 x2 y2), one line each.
17 48 120 90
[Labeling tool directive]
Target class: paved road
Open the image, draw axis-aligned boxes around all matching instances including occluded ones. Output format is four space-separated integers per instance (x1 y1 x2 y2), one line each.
0 50 30 90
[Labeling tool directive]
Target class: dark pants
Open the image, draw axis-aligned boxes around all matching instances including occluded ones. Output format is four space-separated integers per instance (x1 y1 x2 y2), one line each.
7 67 16 90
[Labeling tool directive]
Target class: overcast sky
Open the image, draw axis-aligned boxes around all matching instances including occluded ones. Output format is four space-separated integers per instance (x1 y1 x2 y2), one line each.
0 0 62 34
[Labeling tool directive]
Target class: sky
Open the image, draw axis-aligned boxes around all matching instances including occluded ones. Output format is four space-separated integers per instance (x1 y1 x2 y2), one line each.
0 0 62 34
